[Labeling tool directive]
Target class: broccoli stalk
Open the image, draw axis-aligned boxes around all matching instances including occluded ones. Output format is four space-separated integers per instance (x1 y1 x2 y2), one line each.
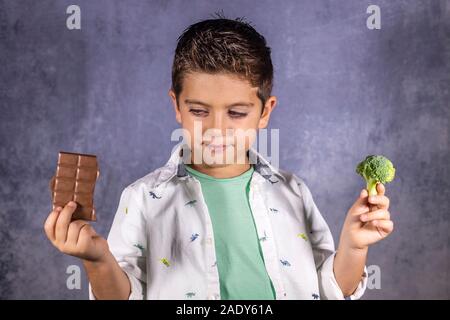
364 177 380 197
356 155 396 196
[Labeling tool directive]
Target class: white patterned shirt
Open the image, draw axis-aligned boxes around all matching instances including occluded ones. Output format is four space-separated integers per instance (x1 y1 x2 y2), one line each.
89 143 367 300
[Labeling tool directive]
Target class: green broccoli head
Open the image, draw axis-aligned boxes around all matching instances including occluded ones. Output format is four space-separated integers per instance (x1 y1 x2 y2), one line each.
356 155 396 196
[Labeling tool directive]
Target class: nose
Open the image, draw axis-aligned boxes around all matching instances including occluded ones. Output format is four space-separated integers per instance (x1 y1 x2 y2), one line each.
203 111 232 143
210 111 232 135
212 111 224 131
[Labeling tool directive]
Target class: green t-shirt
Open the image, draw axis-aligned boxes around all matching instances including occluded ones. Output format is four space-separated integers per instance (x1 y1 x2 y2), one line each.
185 164 276 300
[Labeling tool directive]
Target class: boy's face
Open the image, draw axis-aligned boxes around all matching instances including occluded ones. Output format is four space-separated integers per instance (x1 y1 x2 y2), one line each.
169 72 276 168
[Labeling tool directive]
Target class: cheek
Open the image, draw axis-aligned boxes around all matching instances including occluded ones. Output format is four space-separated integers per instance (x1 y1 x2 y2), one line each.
231 120 259 149
180 120 204 147
234 116 261 135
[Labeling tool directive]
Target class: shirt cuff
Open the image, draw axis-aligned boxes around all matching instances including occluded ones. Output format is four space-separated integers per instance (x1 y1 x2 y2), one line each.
88 269 144 300
318 252 368 300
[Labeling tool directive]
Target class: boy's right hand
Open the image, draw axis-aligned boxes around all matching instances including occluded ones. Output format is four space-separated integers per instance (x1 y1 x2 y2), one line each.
44 201 109 262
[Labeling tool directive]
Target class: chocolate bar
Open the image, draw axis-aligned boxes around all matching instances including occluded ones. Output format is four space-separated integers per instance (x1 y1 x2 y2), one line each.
50 151 99 221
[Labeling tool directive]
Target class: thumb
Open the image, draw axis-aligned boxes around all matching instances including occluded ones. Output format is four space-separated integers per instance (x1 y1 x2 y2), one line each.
376 182 385 195
81 224 97 237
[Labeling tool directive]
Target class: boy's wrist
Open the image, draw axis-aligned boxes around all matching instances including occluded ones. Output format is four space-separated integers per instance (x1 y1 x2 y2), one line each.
82 250 114 270
337 240 369 256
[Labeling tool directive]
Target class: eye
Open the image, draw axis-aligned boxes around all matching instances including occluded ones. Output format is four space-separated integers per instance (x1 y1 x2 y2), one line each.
228 110 248 118
189 108 209 117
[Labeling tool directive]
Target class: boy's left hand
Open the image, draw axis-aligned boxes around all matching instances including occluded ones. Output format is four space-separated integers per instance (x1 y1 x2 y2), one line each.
340 183 394 250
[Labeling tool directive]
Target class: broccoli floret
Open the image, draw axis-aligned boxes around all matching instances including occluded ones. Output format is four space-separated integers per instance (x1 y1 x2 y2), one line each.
356 155 396 196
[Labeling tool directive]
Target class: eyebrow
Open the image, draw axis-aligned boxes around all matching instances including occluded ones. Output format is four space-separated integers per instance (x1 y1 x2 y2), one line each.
184 99 254 108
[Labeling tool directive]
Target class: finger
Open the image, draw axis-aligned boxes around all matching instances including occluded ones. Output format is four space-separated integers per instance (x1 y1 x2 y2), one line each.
368 183 385 212
360 209 390 222
55 201 78 244
44 207 62 242
376 182 385 196
66 220 90 245
349 189 370 215
368 194 390 210
360 188 368 199
371 219 394 234
356 189 369 206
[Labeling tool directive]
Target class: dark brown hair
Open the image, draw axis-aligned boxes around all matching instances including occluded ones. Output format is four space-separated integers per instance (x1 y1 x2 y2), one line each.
171 13 273 109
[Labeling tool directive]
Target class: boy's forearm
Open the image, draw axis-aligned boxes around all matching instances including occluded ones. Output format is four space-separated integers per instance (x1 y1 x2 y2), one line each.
82 251 131 300
333 245 367 297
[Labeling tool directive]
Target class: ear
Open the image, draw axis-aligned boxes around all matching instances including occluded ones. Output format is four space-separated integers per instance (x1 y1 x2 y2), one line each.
258 96 277 129
168 88 182 124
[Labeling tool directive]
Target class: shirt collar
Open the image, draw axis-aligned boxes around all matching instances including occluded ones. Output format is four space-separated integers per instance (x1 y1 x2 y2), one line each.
156 143 285 186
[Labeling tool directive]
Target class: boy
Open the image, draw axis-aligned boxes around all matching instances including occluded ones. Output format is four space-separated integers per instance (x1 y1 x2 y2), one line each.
44 16 393 300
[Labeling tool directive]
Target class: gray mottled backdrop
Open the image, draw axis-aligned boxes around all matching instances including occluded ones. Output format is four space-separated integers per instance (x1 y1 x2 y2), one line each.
0 0 449 299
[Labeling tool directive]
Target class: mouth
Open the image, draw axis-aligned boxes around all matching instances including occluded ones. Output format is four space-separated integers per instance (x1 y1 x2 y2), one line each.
202 143 233 152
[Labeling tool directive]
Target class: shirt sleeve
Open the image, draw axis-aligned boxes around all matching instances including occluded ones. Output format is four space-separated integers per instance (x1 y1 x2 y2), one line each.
88 186 147 300
296 177 368 300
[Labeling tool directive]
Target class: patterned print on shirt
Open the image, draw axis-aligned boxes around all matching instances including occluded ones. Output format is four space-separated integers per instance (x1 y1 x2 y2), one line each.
297 233 308 241
190 233 199 242
125 207 128 214
149 191 161 199
259 231 268 242
312 293 320 300
133 244 145 253
280 259 291 267
185 292 196 298
269 207 279 213
160 258 170 267
185 200 197 207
